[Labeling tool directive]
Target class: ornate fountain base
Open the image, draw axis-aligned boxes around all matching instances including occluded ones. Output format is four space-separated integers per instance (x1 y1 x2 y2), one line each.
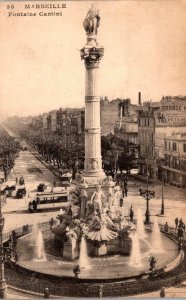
75 172 115 199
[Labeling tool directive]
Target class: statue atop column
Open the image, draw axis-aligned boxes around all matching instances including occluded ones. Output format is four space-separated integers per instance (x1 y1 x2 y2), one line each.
81 6 104 67
83 5 100 36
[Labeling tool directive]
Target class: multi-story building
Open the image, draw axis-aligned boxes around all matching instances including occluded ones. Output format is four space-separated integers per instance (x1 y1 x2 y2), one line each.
100 97 121 135
138 96 186 180
115 116 138 144
101 95 142 138
42 108 85 134
114 95 142 144
138 106 158 178
160 96 186 126
162 133 186 188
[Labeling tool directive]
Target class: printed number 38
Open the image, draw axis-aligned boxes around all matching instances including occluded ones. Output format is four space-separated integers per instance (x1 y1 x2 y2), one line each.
6 5 15 9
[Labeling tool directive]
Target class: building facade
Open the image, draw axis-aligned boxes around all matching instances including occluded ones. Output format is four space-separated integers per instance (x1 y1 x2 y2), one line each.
42 108 85 135
100 97 121 135
114 97 142 144
162 133 186 188
138 106 158 178
138 96 186 181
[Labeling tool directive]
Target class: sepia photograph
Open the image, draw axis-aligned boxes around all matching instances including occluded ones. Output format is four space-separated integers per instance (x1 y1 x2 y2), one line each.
0 0 186 298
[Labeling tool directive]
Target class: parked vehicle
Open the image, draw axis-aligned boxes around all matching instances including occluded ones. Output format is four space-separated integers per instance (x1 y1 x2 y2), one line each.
2 185 16 197
16 187 26 199
37 183 47 192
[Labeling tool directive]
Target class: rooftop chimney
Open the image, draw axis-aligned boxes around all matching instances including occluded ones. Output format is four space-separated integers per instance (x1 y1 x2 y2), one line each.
138 92 142 105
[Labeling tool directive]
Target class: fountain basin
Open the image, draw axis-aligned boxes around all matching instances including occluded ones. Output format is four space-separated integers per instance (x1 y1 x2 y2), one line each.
15 229 180 280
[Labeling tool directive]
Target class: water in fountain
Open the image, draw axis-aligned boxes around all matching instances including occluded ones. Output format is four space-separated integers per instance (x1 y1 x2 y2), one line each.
136 208 146 237
34 230 46 260
151 216 163 251
79 236 89 269
129 232 142 267
30 224 38 245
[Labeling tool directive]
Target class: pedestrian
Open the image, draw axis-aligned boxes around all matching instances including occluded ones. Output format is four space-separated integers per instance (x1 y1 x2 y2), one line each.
178 218 183 228
164 222 169 232
15 177 18 185
32 200 37 211
175 217 178 228
53 181 56 187
49 218 55 229
124 186 128 197
129 205 134 222
160 287 165 298
120 197 124 207
44 288 50 298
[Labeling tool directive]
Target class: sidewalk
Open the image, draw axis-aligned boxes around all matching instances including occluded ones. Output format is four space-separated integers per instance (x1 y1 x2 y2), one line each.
131 282 186 298
133 174 186 193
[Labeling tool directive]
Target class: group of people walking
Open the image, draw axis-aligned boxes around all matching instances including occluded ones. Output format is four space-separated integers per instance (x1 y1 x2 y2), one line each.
175 217 185 231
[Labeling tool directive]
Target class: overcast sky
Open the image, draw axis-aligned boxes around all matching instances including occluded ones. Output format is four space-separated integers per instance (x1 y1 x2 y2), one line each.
0 0 186 117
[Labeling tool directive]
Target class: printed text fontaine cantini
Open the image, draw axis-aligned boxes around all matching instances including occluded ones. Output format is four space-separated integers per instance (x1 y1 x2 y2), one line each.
8 3 66 17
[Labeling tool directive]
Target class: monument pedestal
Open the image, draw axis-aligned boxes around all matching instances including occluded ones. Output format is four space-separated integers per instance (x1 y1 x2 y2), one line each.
75 173 115 200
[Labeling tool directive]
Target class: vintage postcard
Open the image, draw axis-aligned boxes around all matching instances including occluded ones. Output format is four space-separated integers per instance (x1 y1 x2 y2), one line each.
0 0 186 299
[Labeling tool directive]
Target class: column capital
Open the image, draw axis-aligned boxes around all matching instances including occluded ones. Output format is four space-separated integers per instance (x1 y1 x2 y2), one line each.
80 46 104 68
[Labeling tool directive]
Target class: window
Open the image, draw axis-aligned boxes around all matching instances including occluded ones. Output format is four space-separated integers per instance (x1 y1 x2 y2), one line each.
183 144 186 153
173 142 177 151
165 141 167 150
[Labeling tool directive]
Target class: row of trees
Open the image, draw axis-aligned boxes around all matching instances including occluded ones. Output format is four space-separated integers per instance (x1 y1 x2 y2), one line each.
101 134 139 175
0 134 21 182
4 122 139 177
22 127 138 174
18 126 85 171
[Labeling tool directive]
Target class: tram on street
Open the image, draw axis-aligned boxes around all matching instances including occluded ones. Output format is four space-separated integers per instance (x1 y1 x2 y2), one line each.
28 191 69 212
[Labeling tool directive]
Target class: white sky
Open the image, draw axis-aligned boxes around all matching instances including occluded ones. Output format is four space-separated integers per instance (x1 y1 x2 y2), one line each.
0 0 186 117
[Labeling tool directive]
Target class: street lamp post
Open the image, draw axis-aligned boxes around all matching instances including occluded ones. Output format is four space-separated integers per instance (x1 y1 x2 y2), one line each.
140 174 155 224
145 174 150 224
160 174 165 215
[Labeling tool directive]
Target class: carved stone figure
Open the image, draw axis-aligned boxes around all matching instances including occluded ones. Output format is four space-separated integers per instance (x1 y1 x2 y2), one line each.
90 185 105 214
87 158 99 170
83 5 100 36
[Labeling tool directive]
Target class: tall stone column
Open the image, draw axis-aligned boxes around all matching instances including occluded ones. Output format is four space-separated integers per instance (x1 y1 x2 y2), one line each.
80 6 105 181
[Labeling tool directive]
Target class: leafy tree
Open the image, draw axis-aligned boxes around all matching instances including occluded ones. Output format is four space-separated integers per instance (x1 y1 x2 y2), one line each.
0 137 21 181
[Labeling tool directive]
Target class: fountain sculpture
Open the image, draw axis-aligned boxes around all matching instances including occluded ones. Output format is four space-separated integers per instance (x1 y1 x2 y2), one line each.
13 7 181 287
